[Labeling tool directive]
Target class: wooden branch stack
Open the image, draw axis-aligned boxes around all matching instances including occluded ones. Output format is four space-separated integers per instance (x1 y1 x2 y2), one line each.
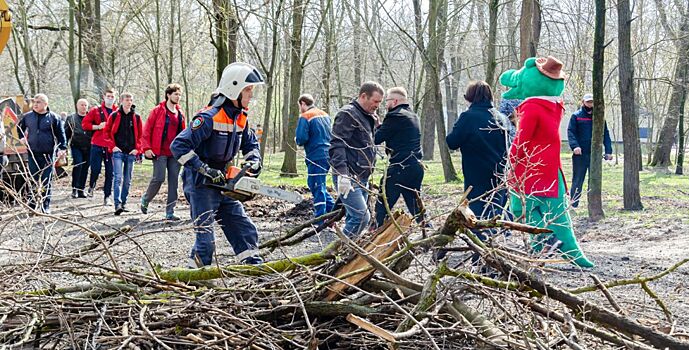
1 205 688 349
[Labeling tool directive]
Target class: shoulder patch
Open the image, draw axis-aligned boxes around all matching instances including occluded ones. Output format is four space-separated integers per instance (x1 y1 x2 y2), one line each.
191 116 204 130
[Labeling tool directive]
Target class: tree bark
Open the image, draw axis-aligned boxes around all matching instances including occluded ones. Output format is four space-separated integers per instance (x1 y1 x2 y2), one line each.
618 0 643 210
67 0 80 107
485 0 499 88
676 91 687 174
280 0 305 177
519 0 541 64
78 0 107 95
588 0 606 221
650 2 689 169
259 0 284 159
213 0 239 84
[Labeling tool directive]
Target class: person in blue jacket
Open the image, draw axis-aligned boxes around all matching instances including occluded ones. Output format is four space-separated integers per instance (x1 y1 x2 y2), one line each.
295 93 335 223
171 62 264 267
446 81 508 235
567 93 613 207
17 94 67 214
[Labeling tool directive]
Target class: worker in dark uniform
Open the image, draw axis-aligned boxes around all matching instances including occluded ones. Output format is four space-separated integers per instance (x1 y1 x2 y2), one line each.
567 93 613 208
171 62 264 267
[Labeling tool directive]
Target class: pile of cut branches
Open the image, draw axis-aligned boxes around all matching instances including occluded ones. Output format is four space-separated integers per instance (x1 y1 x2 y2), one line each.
1 197 688 349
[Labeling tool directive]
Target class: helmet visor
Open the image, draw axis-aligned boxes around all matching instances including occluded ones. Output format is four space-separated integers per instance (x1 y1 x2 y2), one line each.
245 69 264 84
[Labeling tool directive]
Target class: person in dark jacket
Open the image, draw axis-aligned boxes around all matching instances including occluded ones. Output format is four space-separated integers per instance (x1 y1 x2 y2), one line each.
65 98 92 198
140 84 186 220
104 93 143 215
82 88 118 204
330 81 384 237
567 93 613 207
446 81 508 235
295 93 335 223
171 62 265 267
17 93 67 213
373 87 425 227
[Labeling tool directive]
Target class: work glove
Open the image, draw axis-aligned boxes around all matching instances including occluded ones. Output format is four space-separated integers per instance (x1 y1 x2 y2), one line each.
337 176 353 199
241 159 262 177
199 163 225 184
1 155 8 167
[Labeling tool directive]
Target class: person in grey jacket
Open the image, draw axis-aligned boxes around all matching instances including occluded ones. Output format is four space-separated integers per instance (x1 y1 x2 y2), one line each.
65 98 92 198
329 81 384 237
17 94 67 213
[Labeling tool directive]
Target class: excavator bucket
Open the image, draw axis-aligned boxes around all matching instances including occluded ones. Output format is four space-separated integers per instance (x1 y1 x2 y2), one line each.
0 0 11 55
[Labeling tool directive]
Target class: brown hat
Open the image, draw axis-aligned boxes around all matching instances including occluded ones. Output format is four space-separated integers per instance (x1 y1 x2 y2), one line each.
536 56 566 80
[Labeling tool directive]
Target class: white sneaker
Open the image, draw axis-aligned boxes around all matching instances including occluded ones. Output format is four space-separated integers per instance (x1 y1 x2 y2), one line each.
104 196 113 206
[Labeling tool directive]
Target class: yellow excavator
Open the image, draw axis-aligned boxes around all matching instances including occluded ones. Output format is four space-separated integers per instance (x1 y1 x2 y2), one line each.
0 0 11 55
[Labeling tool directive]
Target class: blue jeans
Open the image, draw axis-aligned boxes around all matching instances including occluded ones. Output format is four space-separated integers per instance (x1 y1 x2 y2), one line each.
71 145 90 191
89 145 113 198
28 153 54 211
335 176 370 237
306 159 335 221
182 168 260 266
112 152 136 207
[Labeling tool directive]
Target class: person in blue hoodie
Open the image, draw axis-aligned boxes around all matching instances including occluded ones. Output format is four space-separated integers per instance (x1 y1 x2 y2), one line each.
567 93 613 207
17 94 67 214
295 94 335 223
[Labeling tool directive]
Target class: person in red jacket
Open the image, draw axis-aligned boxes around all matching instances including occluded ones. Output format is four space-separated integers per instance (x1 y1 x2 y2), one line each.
140 84 186 220
104 92 143 215
82 88 118 205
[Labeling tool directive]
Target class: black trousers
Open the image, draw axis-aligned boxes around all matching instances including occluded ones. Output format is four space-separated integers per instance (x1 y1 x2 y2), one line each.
375 162 424 227
570 153 591 208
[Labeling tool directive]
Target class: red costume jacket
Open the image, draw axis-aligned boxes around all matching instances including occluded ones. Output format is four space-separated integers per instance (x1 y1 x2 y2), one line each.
508 96 567 198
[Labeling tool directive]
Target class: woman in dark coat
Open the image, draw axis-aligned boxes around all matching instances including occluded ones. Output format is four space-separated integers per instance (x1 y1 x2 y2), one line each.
446 81 510 239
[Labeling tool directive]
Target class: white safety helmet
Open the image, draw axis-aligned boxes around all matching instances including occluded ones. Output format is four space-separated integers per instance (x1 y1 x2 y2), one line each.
214 62 265 101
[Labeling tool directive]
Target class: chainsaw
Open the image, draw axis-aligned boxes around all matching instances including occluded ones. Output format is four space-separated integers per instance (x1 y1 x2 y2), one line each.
204 163 303 204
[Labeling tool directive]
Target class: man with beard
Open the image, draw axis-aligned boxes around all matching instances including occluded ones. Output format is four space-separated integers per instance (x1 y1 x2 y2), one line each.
140 84 186 220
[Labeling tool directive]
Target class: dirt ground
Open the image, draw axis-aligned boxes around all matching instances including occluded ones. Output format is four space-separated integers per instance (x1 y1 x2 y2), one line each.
1 174 688 335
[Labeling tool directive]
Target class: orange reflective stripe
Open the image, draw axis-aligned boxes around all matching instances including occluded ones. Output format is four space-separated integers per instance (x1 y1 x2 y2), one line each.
300 108 328 121
212 109 247 132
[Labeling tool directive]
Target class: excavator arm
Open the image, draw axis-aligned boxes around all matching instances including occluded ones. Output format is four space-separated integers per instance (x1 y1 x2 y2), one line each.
0 0 11 55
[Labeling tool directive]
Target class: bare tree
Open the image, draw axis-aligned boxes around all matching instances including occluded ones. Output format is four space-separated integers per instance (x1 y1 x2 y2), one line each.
618 0 643 209
588 0 606 221
519 0 541 64
650 0 689 169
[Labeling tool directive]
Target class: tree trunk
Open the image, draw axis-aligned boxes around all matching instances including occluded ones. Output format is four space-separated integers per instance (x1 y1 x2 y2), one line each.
68 0 80 107
351 0 362 87
676 92 687 174
588 0 606 221
321 0 334 114
280 0 305 177
177 0 190 120
414 0 435 161
618 0 643 210
260 0 284 159
650 10 689 169
519 0 541 64
485 0 498 88
78 0 107 95
167 0 174 85
213 0 239 84
420 0 456 181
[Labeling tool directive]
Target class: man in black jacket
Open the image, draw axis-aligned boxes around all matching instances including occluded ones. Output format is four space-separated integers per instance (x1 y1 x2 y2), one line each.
373 87 425 227
329 81 383 237
17 94 67 214
65 98 92 198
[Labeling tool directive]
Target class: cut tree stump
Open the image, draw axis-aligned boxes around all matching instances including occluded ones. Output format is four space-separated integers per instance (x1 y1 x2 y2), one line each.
324 213 413 301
